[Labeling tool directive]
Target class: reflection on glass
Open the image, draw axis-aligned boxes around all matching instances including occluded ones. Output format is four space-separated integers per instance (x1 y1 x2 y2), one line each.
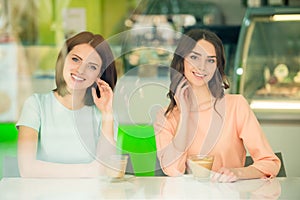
160 176 281 199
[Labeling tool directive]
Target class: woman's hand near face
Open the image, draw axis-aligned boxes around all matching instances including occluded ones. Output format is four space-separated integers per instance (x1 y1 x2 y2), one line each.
171 78 199 152
174 78 198 115
92 78 116 149
174 78 189 113
92 78 113 114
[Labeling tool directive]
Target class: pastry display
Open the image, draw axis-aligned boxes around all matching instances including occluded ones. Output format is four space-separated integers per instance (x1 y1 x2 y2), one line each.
234 7 300 117
293 71 300 83
256 65 300 98
274 64 289 83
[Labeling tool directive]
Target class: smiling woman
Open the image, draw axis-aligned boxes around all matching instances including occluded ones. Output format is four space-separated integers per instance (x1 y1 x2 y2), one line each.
183 39 218 88
154 29 281 182
60 43 103 109
15 31 118 178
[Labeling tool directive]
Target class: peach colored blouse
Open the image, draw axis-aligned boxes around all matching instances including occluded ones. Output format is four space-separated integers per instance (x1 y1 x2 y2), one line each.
154 94 281 177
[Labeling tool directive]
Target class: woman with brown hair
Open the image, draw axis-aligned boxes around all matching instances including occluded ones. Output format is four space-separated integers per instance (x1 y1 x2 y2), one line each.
154 29 280 182
17 31 118 177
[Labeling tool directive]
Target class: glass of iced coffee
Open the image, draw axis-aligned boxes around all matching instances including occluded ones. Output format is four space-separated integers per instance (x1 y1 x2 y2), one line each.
187 155 214 181
105 154 128 180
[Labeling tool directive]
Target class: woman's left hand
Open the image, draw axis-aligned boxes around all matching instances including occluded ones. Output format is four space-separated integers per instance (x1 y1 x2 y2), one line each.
211 167 239 183
92 78 113 114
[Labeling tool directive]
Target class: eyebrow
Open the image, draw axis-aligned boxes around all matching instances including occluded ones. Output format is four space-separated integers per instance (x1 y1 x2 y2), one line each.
88 62 100 67
71 53 100 67
191 51 217 58
71 53 83 61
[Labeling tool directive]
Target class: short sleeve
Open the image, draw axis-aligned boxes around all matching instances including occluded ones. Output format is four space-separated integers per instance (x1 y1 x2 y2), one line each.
16 94 41 132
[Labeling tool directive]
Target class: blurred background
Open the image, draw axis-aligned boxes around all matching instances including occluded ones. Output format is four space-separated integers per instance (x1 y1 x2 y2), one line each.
1 0 300 178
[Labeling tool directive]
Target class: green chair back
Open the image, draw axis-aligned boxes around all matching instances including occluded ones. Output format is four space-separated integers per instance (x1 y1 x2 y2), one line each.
117 124 158 176
0 123 18 179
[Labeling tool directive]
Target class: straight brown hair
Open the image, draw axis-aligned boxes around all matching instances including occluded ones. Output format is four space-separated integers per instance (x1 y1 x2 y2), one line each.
54 31 117 106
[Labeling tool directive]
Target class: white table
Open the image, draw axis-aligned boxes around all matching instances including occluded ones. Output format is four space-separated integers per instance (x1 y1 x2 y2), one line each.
0 175 299 199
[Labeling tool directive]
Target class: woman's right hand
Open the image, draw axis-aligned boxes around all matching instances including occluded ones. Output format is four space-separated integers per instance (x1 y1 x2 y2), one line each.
92 78 114 114
174 78 198 115
172 78 199 151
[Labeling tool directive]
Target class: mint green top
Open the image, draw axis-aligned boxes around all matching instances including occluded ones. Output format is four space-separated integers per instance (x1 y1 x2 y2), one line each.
17 92 117 163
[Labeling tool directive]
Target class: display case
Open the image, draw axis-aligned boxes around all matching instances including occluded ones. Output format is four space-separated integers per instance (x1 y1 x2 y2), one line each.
121 14 179 77
233 7 300 122
121 0 225 76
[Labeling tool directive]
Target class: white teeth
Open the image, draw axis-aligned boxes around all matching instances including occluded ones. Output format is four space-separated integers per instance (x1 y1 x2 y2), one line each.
72 74 84 81
193 72 205 77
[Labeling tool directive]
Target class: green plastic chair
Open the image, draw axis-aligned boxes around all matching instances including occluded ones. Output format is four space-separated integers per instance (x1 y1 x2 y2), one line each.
117 124 160 176
0 123 18 179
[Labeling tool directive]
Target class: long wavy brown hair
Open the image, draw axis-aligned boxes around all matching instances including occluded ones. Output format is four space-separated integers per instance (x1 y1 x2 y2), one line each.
165 29 229 115
54 31 117 106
